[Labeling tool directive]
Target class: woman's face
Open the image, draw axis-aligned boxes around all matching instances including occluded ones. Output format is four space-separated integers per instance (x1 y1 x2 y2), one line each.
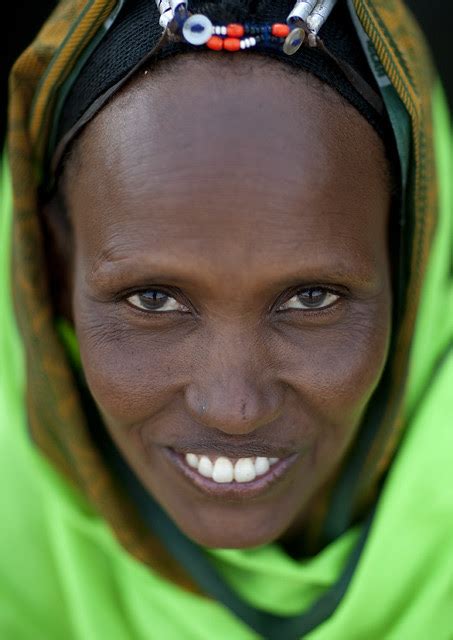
63 56 392 548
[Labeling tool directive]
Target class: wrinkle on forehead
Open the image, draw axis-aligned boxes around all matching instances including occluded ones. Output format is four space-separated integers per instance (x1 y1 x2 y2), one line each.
64 53 390 297
65 53 388 198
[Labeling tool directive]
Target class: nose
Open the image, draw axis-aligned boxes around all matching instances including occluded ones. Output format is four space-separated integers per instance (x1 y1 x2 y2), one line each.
184 329 284 435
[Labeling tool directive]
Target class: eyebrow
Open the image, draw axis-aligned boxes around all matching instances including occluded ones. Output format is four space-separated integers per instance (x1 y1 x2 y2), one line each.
88 250 381 294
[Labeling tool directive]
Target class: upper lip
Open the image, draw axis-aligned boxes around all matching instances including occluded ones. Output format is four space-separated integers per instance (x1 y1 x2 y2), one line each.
168 436 298 459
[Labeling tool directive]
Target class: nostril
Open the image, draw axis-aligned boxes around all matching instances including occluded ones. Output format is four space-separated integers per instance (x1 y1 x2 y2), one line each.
184 380 284 434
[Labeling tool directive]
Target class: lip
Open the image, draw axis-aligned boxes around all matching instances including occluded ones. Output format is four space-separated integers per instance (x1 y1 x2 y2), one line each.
164 447 300 500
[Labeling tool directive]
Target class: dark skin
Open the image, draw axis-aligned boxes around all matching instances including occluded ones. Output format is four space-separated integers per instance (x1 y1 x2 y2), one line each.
45 55 392 549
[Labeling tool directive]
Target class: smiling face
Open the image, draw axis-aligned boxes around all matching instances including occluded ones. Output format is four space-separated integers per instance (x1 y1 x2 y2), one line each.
58 55 392 548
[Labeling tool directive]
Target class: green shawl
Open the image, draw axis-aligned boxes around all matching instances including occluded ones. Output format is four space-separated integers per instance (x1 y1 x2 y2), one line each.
1 1 452 637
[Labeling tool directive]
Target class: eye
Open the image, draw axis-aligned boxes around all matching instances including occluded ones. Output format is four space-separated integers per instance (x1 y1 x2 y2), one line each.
278 287 340 311
126 289 189 313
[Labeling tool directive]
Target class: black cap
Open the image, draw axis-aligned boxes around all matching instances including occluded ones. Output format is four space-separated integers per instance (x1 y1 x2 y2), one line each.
50 0 390 179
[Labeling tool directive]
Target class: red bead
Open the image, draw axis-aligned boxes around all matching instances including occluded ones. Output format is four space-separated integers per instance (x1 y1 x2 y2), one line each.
271 23 290 38
207 36 224 51
224 37 241 52
227 23 244 37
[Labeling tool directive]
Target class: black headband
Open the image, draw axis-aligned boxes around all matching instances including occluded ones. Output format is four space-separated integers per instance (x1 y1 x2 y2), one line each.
50 0 392 180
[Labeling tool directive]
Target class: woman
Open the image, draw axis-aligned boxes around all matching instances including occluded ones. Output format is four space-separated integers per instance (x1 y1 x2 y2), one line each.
1 0 451 637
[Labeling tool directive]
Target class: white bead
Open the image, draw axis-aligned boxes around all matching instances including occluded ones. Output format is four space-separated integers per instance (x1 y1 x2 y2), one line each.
250 37 256 46
159 10 173 29
182 14 213 45
221 26 227 35
240 40 246 49
156 0 170 10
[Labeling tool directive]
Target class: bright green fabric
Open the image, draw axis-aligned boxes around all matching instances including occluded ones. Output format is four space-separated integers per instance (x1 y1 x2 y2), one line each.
1 86 452 638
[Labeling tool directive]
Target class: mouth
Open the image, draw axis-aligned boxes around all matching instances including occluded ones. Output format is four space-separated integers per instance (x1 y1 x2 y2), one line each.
164 448 300 500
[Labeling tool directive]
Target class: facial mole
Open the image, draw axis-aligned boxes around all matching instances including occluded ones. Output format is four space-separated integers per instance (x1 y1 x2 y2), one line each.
241 400 247 421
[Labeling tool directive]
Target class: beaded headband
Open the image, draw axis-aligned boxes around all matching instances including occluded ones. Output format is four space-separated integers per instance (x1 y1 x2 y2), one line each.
156 0 337 53
47 0 389 187
152 0 383 116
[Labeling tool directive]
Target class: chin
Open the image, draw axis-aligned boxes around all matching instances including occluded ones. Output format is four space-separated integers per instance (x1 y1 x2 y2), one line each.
164 498 295 549
185 526 284 550
187 527 279 550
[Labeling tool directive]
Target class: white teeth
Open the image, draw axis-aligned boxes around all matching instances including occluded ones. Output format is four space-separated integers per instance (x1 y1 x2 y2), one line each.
185 453 199 468
212 457 234 483
255 457 270 476
234 458 256 483
198 455 213 478
184 453 281 484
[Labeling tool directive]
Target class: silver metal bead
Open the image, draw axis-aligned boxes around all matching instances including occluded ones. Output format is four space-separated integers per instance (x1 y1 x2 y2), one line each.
287 1 316 25
182 14 213 45
306 0 337 34
283 27 305 55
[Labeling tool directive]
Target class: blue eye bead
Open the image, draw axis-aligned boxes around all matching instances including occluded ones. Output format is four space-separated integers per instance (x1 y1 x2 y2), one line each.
182 14 213 45
283 27 305 55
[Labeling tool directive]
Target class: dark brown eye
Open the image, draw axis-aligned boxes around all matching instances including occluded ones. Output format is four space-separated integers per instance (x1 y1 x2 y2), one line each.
278 288 339 311
126 290 188 312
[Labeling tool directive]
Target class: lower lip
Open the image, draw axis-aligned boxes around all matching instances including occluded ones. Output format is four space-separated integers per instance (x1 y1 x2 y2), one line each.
164 449 300 500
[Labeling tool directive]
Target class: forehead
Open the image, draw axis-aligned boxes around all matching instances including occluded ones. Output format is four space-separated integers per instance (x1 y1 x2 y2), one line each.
65 55 389 276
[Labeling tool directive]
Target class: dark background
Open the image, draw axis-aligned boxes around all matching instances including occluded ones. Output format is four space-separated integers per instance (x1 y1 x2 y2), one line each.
1 1 451 144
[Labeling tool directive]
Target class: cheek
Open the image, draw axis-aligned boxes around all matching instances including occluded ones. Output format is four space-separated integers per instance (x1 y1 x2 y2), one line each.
73 301 192 426
275 301 392 427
